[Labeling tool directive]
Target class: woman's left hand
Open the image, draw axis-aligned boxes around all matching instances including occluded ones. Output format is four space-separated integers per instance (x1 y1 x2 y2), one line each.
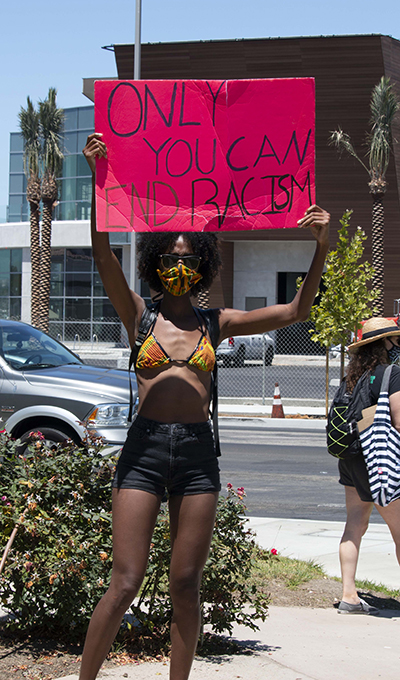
297 204 330 247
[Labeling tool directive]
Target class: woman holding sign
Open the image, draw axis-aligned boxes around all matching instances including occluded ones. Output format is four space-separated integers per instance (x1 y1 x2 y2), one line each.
80 132 330 680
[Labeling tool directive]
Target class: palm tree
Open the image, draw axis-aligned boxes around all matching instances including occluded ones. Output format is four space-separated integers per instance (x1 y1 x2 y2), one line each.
329 76 399 315
19 98 41 328
39 88 64 333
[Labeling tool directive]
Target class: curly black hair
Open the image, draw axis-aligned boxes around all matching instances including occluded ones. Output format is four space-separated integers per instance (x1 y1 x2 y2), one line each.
136 232 222 297
346 340 388 392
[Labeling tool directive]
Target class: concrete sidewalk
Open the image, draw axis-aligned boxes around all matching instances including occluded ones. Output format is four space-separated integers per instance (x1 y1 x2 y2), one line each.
55 514 400 680
54 410 400 679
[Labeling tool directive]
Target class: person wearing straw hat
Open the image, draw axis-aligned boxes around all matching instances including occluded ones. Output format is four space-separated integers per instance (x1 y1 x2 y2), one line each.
337 317 400 614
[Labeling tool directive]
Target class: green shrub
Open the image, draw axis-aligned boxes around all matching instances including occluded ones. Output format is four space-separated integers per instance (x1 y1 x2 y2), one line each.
0 432 268 646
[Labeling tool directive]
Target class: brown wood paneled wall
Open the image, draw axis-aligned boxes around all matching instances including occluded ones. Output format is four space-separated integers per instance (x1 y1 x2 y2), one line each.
113 35 400 314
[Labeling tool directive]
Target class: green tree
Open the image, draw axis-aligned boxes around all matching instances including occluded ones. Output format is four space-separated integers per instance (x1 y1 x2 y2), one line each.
308 210 378 413
329 76 399 316
19 98 41 328
18 89 64 333
39 88 64 333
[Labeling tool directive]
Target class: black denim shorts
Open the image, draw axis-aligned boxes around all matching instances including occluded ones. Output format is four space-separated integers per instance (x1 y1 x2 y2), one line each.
112 415 221 497
338 455 373 503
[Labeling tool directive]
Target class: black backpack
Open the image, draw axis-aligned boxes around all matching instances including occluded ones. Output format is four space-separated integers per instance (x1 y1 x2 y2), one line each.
326 370 371 460
128 302 222 456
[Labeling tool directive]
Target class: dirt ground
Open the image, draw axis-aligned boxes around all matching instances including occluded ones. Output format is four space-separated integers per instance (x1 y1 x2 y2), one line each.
1 577 399 680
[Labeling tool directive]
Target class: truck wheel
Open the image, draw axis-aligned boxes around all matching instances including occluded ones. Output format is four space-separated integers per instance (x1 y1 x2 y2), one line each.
233 346 245 367
18 427 80 453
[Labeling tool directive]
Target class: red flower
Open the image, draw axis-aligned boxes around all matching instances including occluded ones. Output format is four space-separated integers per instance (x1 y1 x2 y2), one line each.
270 548 278 556
226 483 233 489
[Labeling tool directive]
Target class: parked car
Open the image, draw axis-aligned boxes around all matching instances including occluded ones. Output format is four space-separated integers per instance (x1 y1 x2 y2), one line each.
0 319 136 451
216 333 274 367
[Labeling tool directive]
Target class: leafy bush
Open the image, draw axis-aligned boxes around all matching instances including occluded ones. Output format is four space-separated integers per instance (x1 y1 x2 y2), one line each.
0 432 268 646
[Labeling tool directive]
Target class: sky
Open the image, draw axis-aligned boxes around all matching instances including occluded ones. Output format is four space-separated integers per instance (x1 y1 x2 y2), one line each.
1 0 400 219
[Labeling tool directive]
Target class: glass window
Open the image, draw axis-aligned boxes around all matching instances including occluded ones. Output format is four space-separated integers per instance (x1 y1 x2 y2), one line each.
10 155 23 172
77 154 91 177
59 202 76 220
49 299 63 320
51 249 64 272
10 249 22 272
77 131 91 154
10 134 24 153
10 298 21 319
0 251 10 273
93 299 118 320
93 272 106 297
10 274 21 296
9 174 26 194
77 178 92 201
65 298 91 320
60 178 76 202
0 274 9 296
63 108 78 131
64 131 78 154
50 279 63 296
66 272 91 296
9 195 24 210
0 299 9 318
77 202 91 220
66 248 92 272
78 107 94 130
93 322 121 343
62 155 77 178
245 297 266 311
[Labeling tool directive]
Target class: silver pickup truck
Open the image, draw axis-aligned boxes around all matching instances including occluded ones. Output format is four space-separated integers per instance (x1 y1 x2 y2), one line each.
216 333 274 367
0 319 135 451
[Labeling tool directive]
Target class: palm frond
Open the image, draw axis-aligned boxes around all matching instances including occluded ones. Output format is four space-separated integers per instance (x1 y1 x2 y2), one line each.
328 128 369 173
18 97 41 178
39 87 65 178
367 76 400 179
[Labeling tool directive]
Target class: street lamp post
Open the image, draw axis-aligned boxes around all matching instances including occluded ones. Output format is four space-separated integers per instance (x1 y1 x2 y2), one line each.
131 0 142 295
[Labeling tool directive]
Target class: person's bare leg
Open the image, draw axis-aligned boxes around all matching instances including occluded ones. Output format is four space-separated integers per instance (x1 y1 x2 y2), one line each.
168 492 218 680
79 489 161 680
375 497 400 565
339 486 373 604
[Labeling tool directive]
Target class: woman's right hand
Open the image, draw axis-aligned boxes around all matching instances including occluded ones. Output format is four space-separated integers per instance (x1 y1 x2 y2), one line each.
83 132 107 174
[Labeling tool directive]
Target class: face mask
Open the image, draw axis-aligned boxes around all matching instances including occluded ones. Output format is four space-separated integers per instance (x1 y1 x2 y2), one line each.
157 263 202 297
387 340 400 365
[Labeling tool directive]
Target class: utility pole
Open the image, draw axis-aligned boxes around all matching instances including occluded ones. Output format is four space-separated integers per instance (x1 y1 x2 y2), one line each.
131 0 142 294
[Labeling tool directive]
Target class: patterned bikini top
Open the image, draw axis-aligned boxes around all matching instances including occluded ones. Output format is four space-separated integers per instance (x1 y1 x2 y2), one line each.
136 308 216 373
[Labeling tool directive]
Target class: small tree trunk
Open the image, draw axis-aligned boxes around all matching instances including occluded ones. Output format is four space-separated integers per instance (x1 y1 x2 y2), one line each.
26 175 41 328
371 192 385 316
29 202 41 327
325 348 329 418
340 344 345 381
39 200 52 333
196 289 210 309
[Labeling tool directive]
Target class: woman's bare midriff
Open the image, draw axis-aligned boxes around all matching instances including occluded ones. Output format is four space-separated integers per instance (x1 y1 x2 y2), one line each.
136 363 212 423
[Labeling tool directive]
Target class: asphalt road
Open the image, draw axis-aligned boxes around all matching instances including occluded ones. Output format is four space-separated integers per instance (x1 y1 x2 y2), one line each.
218 424 385 524
218 363 341 400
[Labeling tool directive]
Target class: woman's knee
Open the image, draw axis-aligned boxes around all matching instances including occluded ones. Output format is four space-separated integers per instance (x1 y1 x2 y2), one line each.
107 572 144 610
169 569 201 604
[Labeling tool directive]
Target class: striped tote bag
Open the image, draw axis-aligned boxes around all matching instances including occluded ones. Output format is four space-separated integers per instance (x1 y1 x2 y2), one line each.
359 365 400 507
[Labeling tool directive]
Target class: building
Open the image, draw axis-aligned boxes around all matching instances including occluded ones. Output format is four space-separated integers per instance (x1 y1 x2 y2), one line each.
2 34 400 344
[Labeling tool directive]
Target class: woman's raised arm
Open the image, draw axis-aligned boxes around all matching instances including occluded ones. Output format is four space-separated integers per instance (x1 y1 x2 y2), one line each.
83 133 144 346
218 204 330 341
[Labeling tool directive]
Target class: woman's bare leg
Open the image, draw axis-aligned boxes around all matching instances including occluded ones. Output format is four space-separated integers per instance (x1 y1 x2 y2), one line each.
375 497 400 565
79 489 161 680
168 492 219 680
339 486 373 604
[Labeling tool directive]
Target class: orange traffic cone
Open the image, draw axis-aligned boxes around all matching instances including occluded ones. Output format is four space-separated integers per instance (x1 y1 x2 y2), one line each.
271 382 285 418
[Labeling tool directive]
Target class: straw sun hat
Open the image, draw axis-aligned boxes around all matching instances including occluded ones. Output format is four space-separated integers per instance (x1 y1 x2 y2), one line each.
348 317 400 352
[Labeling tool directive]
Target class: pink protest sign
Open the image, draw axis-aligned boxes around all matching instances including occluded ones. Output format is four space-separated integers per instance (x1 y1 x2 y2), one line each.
94 78 315 232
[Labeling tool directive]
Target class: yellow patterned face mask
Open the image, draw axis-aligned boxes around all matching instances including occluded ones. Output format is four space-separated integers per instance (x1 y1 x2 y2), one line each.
157 263 202 296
